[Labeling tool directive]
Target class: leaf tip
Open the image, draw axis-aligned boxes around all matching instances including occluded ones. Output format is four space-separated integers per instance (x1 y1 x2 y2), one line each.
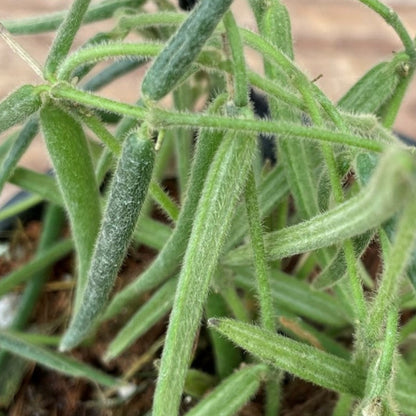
59 331 78 352
207 318 220 327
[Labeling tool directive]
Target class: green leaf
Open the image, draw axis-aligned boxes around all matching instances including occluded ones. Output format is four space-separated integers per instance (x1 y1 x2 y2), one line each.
0 86 41 135
60 129 154 351
103 98 226 320
8 167 61 206
0 239 73 297
224 147 416 266
152 129 257 416
40 101 101 310
338 56 407 114
205 292 242 379
44 0 93 78
2 0 146 34
0 330 124 388
185 364 267 416
208 319 366 396
312 231 374 290
141 0 233 100
104 277 177 361
0 117 39 193
234 269 350 327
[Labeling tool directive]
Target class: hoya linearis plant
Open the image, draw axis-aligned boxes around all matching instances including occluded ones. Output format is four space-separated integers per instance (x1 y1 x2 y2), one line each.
0 0 416 415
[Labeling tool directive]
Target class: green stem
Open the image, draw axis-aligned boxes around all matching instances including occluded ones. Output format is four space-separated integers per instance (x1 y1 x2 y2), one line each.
205 292 242 379
242 26 349 126
57 42 162 81
244 170 274 331
297 78 367 323
50 83 147 119
2 0 146 35
358 0 416 61
374 307 399 396
241 28 303 89
172 87 193 199
343 239 367 323
247 71 305 110
44 0 92 79
152 109 386 152
117 11 186 31
357 307 399 414
223 11 248 108
368 195 416 344
78 111 122 155
149 181 179 222
264 374 283 416
381 66 416 129
222 283 251 323
152 130 256 416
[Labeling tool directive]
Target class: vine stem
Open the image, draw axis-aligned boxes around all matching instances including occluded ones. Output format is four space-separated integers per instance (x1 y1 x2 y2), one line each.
291 45 369 329
367 194 416 344
241 27 359 125
223 11 248 108
152 109 386 152
117 11 186 32
172 87 192 200
245 170 275 332
358 0 416 62
57 42 162 81
381 66 416 129
295 78 368 323
44 0 92 79
50 83 147 119
47 82 387 152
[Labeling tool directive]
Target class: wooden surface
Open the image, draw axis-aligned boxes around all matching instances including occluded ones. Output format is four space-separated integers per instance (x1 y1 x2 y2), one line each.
0 0 416 203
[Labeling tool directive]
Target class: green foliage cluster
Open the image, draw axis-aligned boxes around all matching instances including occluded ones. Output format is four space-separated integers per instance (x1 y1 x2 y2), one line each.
0 0 416 414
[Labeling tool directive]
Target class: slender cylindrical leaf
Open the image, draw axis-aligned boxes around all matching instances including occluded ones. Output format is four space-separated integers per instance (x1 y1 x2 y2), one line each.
234 270 350 327
8 167 61 206
0 330 123 388
0 117 39 193
40 102 101 307
208 318 366 396
338 54 408 113
141 0 233 100
224 147 416 266
185 364 267 416
205 292 242 379
152 129 256 416
105 277 177 361
60 130 154 351
2 0 146 34
0 239 73 296
0 85 41 135
103 99 226 320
